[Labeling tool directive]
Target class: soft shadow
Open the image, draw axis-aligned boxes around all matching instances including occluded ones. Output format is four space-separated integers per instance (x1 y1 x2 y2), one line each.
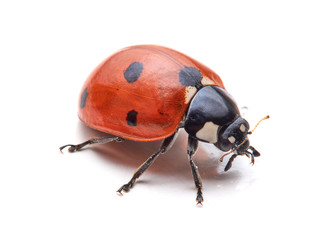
75 121 253 190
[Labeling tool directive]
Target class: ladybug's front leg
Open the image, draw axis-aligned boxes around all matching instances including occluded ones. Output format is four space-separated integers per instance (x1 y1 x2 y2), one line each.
187 136 203 206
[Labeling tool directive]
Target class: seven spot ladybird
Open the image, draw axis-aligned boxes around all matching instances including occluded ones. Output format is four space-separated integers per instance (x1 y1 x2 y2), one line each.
60 45 268 205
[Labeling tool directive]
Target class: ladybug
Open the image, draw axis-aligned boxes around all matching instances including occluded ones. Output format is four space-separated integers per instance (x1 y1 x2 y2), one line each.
60 45 268 205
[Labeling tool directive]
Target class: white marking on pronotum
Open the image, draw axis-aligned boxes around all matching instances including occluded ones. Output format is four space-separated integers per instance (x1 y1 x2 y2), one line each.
184 86 197 104
240 124 246 132
228 136 236 143
196 121 220 143
201 76 215 86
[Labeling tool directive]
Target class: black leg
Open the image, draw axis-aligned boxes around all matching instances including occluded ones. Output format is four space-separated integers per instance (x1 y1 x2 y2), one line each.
59 136 123 152
117 130 179 194
187 136 203 206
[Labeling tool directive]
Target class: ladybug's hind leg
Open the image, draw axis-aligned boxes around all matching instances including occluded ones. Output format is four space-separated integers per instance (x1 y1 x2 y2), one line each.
117 129 179 194
59 136 123 153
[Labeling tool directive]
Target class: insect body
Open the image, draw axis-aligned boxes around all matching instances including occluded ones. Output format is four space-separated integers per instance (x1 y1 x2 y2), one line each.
60 45 265 205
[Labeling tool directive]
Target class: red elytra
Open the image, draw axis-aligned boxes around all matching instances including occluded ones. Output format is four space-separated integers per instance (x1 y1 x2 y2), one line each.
78 45 224 141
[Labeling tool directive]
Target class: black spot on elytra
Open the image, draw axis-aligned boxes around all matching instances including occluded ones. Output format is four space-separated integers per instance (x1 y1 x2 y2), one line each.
126 110 138 126
80 88 88 109
179 66 202 89
124 62 143 83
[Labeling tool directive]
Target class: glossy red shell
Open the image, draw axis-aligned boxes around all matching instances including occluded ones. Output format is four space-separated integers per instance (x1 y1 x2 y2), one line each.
78 45 224 141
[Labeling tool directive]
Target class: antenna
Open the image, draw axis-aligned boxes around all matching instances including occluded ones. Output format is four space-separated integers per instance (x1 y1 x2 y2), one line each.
248 115 270 134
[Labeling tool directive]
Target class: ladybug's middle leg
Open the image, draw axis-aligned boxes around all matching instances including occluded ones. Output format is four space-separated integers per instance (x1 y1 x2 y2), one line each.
117 129 179 194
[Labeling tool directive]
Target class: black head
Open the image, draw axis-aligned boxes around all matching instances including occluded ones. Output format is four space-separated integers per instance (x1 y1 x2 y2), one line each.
215 117 250 154
184 85 263 171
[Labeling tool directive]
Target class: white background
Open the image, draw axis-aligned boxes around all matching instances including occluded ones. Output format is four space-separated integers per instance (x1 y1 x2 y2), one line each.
1 0 319 239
